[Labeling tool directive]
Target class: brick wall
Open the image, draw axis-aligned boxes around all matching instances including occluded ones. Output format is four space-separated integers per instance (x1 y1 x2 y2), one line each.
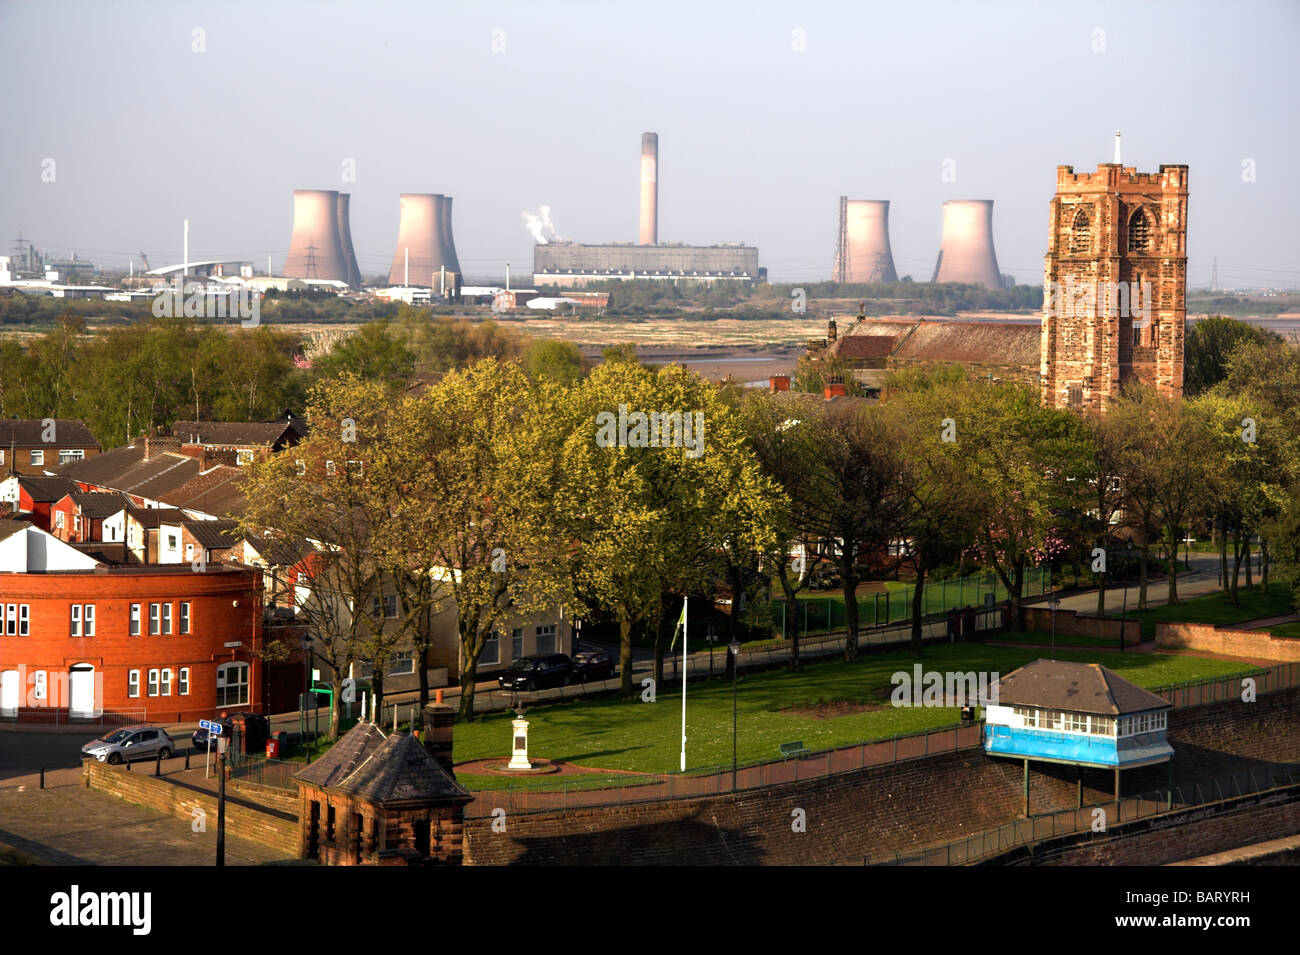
1022 606 1141 645
1030 792 1300 866
1156 622 1300 662
84 761 298 856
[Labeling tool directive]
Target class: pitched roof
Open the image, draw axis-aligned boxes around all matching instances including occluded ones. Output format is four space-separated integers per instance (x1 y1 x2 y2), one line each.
169 420 300 447
0 517 31 542
128 506 185 528
55 441 147 486
892 320 1041 366
17 475 79 503
294 722 471 805
71 491 131 518
0 419 99 448
157 465 246 519
244 535 317 568
993 660 1171 716
184 518 240 549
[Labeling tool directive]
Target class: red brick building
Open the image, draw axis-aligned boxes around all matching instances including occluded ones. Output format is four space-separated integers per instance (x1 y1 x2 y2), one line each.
0 419 101 479
0 539 268 722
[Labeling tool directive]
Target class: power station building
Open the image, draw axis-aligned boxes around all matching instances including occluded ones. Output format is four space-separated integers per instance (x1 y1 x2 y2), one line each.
1040 161 1189 412
930 200 1002 289
283 189 359 287
532 132 762 288
833 199 898 283
386 193 462 294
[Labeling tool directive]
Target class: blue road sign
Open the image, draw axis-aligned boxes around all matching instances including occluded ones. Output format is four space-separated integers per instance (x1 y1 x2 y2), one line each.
199 719 223 735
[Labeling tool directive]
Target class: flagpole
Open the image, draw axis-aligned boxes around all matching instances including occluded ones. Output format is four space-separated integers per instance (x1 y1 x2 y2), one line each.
680 596 688 773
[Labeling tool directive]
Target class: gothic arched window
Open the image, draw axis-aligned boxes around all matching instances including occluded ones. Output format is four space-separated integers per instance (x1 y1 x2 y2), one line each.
1070 209 1091 253
1128 209 1152 253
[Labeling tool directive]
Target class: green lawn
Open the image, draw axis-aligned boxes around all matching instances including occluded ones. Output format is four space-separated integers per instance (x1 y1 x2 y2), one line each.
1270 621 1300 639
1124 585 1296 639
451 644 1256 779
985 630 1124 649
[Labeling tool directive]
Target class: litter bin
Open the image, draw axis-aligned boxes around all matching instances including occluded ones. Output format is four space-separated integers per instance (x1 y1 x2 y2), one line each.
266 737 281 759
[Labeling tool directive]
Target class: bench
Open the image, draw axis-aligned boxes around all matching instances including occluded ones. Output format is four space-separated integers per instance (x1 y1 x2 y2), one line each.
779 741 810 758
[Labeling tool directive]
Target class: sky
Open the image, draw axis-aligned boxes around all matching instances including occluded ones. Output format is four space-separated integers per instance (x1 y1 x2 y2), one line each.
1 0 1297 288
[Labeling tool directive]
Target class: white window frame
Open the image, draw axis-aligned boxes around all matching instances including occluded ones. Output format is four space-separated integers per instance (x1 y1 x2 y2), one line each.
127 669 140 698
178 667 189 696
4 604 14 636
388 650 415 676
149 602 160 635
161 668 172 696
147 669 159 697
216 662 249 706
161 603 172 634
30 449 43 466
33 670 46 700
130 603 141 636
58 449 84 465
236 449 255 466
71 603 82 637
481 631 500 665
180 602 190 634
84 604 95 636
18 605 27 636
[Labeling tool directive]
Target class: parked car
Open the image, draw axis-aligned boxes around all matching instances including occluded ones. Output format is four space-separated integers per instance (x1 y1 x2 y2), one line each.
81 725 176 764
497 654 573 691
571 649 616 683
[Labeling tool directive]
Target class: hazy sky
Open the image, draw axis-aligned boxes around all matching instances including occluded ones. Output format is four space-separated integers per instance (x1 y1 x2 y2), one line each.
2 0 1296 287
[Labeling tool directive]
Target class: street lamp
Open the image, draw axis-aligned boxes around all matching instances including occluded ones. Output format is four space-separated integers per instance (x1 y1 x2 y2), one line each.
1118 539 1134 652
729 640 740 791
1048 594 1060 661
300 634 314 764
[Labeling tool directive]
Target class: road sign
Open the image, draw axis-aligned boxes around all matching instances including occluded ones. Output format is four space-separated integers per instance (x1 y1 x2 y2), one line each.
199 719 224 735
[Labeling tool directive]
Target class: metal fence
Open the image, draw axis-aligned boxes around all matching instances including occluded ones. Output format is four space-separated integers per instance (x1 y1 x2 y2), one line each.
770 569 1048 637
463 607 1003 717
1149 661 1300 708
865 761 1300 866
0 707 149 728
226 750 301 791
464 720 984 818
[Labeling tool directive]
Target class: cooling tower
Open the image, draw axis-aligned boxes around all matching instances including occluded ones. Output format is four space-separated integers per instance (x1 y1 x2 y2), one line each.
336 193 362 288
930 200 1001 289
387 194 460 287
639 132 658 245
284 190 348 282
835 199 898 283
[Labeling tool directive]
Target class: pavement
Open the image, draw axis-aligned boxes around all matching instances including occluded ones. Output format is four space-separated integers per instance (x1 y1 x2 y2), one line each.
0 784 294 865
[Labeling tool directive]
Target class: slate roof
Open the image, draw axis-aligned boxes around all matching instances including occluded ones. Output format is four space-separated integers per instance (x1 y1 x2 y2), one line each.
0 419 99 449
128 506 185 528
55 442 147 486
169 420 300 447
184 518 240 550
0 517 31 542
294 722 471 805
17 475 79 503
157 465 246 519
993 660 1171 716
245 535 318 568
71 491 131 518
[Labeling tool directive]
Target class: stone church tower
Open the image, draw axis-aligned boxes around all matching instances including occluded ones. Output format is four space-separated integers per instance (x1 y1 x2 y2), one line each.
1040 161 1188 412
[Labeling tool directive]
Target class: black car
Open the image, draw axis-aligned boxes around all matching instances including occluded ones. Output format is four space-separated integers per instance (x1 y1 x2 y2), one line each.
497 654 573 691
191 712 270 751
571 650 616 683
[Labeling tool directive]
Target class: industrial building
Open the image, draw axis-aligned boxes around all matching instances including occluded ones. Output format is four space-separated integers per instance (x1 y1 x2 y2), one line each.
532 133 762 288
533 242 761 287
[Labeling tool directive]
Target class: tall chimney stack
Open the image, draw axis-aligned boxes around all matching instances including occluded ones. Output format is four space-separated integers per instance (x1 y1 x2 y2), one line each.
639 132 658 245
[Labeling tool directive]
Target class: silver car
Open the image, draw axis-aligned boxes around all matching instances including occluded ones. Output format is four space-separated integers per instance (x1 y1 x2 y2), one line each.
81 725 176 764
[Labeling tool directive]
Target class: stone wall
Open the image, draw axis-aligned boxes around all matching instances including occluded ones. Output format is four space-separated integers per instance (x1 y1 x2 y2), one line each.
1156 622 1300 662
